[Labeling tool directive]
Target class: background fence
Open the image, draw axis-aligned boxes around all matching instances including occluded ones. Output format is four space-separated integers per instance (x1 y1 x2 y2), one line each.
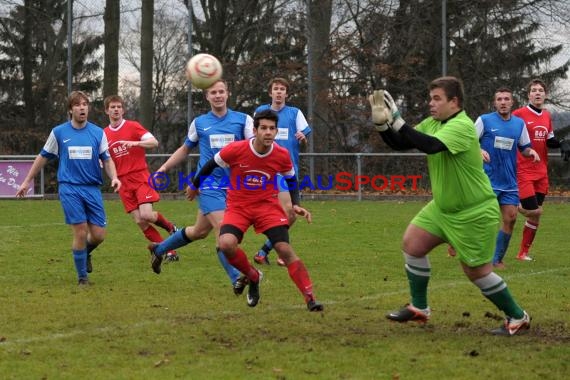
2 152 569 200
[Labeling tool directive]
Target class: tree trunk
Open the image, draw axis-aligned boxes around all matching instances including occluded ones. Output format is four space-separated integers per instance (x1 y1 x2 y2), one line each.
307 0 332 153
103 0 120 98
23 0 34 128
140 0 154 130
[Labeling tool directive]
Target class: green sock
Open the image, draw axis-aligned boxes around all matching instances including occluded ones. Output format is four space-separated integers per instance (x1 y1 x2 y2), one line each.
474 272 524 319
404 252 430 310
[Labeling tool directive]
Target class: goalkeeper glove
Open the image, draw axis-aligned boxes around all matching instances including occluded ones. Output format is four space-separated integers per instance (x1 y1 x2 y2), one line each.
368 90 392 132
383 91 406 132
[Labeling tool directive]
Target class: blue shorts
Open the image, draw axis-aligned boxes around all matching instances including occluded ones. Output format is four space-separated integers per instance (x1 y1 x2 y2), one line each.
494 189 519 206
198 188 227 215
59 183 106 227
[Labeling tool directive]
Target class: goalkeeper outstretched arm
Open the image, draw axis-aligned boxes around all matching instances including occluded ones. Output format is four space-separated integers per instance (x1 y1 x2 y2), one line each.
398 124 448 154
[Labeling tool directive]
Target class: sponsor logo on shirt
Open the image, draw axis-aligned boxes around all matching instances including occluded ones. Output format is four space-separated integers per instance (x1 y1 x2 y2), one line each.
68 146 92 160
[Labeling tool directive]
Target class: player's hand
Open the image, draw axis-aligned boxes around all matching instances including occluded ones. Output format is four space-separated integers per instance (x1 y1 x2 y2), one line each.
293 205 312 223
481 149 490 163
15 180 31 198
383 91 406 131
111 178 121 192
186 186 199 201
368 90 392 131
528 149 540 163
295 131 307 144
120 140 139 149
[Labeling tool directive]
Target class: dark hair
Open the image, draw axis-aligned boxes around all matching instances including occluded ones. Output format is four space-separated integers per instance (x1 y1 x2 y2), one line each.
104 95 124 110
253 109 279 128
429 76 464 107
526 78 547 93
267 77 290 94
67 91 90 111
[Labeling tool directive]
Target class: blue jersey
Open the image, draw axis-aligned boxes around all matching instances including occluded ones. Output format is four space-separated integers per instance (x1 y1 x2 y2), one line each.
255 104 311 174
41 121 110 186
185 109 254 188
475 112 531 192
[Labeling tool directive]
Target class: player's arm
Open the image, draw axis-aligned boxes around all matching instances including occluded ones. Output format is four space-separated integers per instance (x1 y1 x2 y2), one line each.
102 157 121 192
121 135 159 149
283 173 311 223
546 136 562 149
187 156 223 200
157 144 191 173
369 90 447 153
15 154 49 198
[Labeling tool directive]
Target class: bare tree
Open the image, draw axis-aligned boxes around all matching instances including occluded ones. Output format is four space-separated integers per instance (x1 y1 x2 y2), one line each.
140 0 154 129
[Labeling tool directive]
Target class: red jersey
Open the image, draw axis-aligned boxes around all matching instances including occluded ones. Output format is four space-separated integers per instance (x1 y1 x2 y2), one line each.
512 105 553 180
104 119 154 177
215 139 295 208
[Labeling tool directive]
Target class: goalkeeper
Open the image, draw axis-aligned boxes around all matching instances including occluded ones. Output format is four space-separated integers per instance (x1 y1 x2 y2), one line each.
368 76 529 336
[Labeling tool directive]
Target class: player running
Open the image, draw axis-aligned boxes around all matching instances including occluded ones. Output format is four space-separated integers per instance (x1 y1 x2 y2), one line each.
183 109 323 311
103 95 179 263
512 79 564 261
475 87 539 268
368 77 529 335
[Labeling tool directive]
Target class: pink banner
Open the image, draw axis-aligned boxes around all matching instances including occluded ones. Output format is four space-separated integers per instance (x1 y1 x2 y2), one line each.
0 161 34 197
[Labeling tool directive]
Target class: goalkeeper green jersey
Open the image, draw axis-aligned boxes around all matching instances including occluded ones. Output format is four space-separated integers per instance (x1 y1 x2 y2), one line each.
415 110 496 213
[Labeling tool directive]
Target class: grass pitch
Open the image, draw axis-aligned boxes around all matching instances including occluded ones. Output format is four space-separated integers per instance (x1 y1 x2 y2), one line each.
0 199 569 379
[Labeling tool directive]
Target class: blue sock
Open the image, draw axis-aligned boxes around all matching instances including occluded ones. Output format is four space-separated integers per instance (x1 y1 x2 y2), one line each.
154 228 190 256
73 249 88 279
493 230 512 264
217 249 241 284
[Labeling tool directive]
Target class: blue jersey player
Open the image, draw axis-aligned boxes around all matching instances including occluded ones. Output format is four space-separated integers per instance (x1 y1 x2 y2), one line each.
475 87 539 268
253 77 312 266
17 91 121 285
150 79 254 295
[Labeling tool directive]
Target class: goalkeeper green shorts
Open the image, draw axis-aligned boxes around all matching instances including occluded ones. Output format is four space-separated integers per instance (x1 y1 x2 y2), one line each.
411 198 500 267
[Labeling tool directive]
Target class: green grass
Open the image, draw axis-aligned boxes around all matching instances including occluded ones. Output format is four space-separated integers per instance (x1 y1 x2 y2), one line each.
0 199 569 379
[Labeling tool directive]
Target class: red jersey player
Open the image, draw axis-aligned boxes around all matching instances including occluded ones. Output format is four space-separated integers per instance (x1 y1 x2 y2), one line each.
512 79 563 261
103 95 179 262
185 109 323 311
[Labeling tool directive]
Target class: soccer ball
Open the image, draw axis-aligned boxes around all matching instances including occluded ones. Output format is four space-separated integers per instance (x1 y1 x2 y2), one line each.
185 53 223 89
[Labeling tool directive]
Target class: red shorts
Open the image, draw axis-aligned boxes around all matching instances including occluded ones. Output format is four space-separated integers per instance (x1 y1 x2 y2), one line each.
118 170 160 213
517 175 548 200
221 200 288 234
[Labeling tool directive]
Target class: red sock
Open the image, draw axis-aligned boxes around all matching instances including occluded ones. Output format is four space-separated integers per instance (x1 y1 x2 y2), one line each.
227 248 259 282
154 212 175 233
287 260 315 303
143 225 163 243
518 220 538 257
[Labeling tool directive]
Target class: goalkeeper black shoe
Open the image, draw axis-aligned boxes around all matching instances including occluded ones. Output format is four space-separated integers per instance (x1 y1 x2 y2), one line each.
386 304 430 323
247 270 263 307
233 274 249 296
307 299 324 312
491 311 530 336
148 243 163 274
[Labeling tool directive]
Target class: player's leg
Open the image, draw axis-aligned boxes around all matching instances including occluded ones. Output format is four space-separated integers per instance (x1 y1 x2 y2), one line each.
462 263 530 336
254 174 292 266
205 210 244 293
386 202 444 323
148 209 212 274
492 192 518 268
136 203 179 262
219 223 263 307
517 178 545 260
266 225 324 311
